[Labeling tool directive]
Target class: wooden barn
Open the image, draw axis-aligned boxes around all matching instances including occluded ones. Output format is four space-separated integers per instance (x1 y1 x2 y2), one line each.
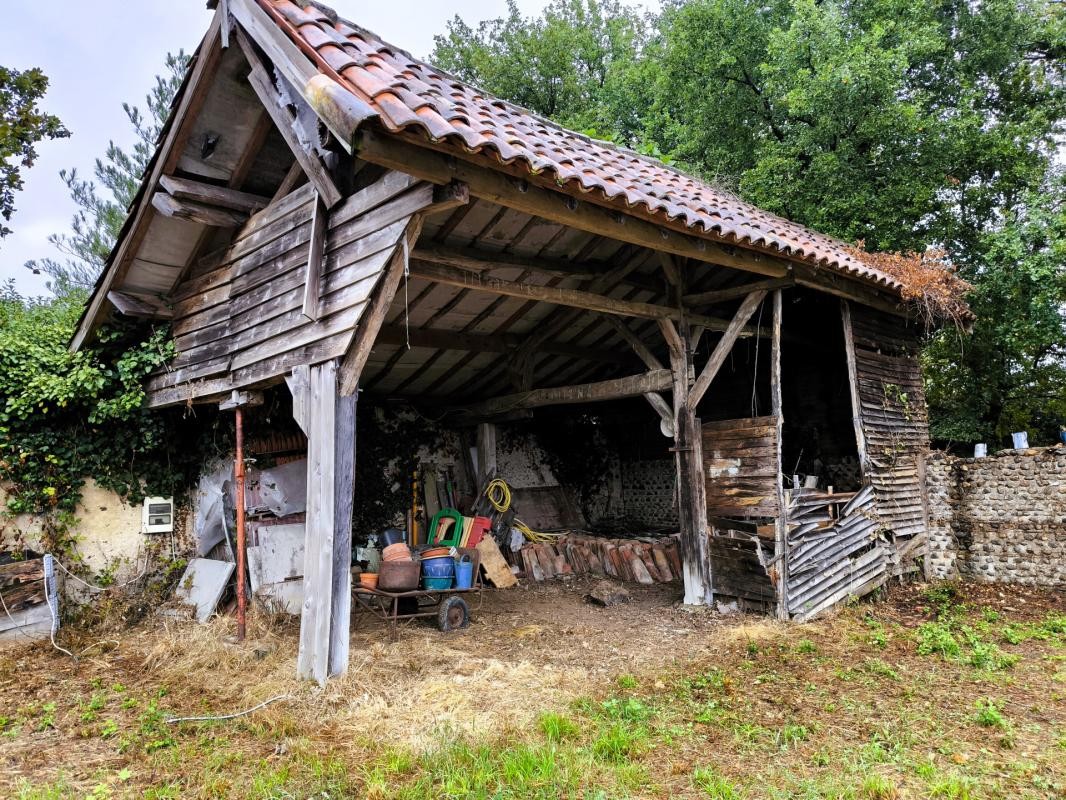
73 0 944 682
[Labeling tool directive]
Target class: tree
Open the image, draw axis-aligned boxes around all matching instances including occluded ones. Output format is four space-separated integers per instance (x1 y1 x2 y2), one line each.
923 174 1066 444
25 52 188 294
432 0 654 145
0 65 68 238
433 0 1066 443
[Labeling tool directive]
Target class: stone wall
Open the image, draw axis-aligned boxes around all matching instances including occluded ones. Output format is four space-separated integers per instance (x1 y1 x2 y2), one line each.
926 447 1065 586
620 460 678 528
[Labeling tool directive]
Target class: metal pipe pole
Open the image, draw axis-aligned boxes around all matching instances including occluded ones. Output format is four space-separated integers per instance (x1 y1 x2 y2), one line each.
235 406 247 641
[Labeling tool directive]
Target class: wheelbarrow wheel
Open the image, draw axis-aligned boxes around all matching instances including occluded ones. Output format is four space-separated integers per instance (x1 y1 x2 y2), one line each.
437 596 469 632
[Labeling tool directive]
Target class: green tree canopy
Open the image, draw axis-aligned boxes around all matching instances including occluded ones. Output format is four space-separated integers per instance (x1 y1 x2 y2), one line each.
0 65 69 238
431 0 1066 445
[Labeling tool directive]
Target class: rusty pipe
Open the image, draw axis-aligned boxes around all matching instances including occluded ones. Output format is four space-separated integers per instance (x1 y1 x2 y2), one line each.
235 406 247 642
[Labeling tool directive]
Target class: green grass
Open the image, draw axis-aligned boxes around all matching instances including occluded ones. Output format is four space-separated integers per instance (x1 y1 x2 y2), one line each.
4 596 1064 799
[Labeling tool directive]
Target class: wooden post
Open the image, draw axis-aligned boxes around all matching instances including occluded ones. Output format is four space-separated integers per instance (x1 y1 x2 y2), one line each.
840 300 870 474
288 360 355 684
771 290 788 620
476 422 497 487
660 303 713 604
329 389 356 677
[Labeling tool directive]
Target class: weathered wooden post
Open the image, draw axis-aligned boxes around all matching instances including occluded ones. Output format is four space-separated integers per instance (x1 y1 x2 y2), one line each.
770 290 789 620
286 361 356 684
659 257 713 606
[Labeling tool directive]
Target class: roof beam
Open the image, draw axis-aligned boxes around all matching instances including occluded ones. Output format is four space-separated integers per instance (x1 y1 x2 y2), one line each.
375 325 625 365
234 26 342 208
684 277 794 307
408 260 768 336
355 130 789 279
159 174 270 213
453 369 674 419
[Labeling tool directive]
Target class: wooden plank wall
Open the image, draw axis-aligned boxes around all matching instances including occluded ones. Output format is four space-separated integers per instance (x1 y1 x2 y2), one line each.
146 172 431 407
785 485 886 620
707 532 776 606
847 306 931 575
702 416 780 518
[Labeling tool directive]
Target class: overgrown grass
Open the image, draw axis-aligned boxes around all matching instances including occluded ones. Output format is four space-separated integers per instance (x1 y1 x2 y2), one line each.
5 591 1064 799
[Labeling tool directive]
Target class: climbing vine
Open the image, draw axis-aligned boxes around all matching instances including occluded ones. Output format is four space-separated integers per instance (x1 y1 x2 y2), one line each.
0 283 219 554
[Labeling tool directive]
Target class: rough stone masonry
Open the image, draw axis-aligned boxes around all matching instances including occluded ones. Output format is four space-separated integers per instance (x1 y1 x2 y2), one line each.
926 446 1065 587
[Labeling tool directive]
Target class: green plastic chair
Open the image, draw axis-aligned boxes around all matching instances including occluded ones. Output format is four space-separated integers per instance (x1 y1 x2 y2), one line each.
429 507 465 547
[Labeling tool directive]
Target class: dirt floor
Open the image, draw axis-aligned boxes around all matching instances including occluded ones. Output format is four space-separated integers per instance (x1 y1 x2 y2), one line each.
2 577 1064 799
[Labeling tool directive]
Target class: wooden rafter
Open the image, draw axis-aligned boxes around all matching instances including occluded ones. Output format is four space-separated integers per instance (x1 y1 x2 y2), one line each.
408 261 764 335
356 130 790 279
234 26 342 208
686 290 770 411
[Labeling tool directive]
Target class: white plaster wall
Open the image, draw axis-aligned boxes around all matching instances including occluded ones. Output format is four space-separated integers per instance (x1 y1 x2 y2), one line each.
0 479 165 582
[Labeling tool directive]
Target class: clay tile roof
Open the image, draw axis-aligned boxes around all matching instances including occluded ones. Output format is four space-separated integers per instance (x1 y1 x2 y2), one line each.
263 0 909 294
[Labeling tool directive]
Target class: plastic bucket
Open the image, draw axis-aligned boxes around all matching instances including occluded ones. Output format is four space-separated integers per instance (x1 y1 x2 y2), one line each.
421 556 455 579
455 555 474 590
1011 432 1029 449
423 576 453 591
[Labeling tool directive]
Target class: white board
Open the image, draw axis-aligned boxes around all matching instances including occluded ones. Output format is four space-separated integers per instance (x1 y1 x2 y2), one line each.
175 558 234 623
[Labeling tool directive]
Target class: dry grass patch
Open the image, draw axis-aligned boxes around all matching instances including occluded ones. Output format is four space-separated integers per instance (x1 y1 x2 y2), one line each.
2 579 1063 799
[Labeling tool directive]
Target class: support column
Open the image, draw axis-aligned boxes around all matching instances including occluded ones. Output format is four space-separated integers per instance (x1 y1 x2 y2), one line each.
287 360 356 684
771 290 789 620
476 422 497 486
659 280 713 606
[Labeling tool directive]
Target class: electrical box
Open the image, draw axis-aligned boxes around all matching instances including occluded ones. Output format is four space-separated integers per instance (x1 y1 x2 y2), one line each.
142 496 174 534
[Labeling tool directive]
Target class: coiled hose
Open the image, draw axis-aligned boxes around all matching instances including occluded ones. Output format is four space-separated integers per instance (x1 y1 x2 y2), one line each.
484 478 561 543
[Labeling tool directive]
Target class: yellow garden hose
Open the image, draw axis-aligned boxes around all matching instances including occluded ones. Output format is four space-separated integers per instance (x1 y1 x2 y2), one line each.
485 478 562 543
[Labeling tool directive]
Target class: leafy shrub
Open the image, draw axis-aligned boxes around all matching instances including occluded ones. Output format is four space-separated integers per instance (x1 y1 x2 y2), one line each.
917 622 961 659
0 285 219 553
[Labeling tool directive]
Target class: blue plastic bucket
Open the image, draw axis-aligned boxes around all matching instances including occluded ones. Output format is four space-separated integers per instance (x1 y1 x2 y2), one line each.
423 576 453 590
421 556 455 579
455 555 474 590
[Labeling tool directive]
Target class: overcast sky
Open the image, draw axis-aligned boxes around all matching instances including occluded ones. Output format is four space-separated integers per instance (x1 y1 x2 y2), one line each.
0 0 612 296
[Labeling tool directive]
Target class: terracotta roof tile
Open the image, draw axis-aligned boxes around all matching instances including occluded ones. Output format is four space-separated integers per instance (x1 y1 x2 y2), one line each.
261 0 906 293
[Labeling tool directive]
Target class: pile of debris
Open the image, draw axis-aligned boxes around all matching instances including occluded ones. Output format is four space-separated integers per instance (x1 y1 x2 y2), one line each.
519 532 682 585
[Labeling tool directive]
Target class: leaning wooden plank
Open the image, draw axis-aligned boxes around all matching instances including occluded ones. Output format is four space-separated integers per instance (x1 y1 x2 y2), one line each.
152 192 248 228
476 537 517 588
235 27 342 208
159 174 270 213
337 215 426 395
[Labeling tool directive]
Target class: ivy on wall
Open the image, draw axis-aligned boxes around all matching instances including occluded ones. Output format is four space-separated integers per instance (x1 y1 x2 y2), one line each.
0 284 223 554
